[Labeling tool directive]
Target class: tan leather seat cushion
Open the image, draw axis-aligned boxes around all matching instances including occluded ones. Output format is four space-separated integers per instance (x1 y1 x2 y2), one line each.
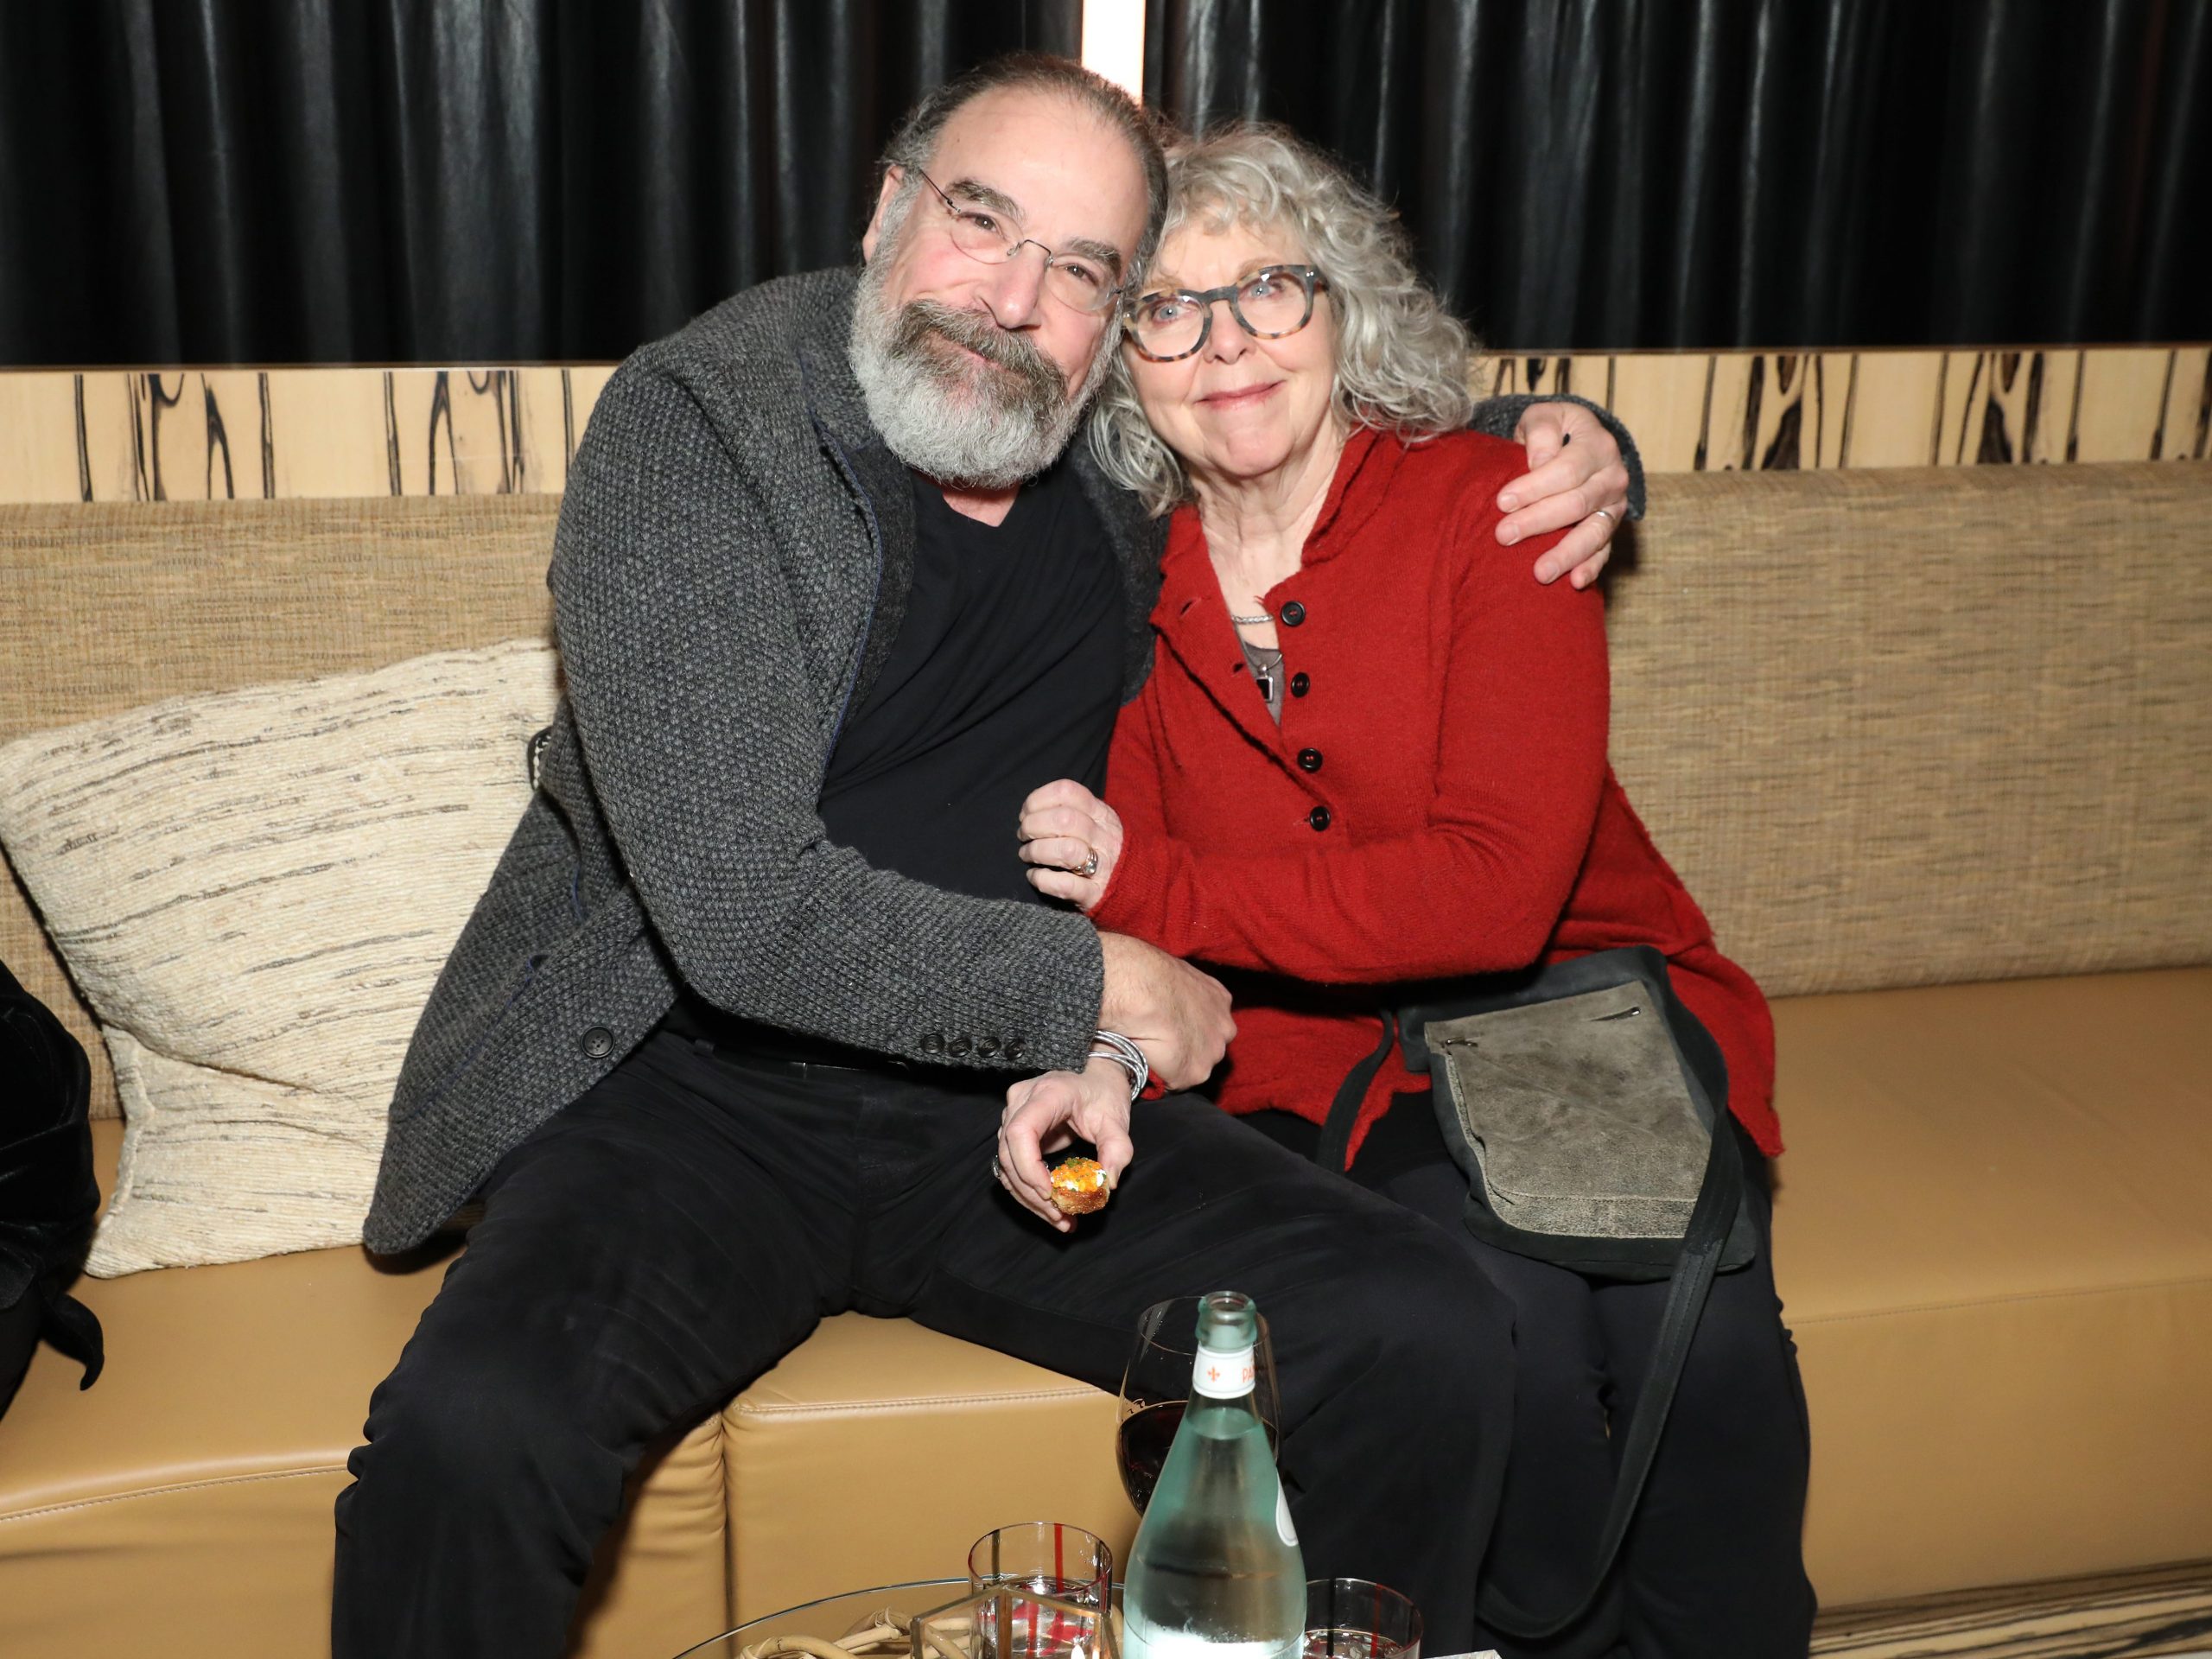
0 1122 728 1659
1773 967 2212 1605
10 969 2209 1633
723 1312 1138 1620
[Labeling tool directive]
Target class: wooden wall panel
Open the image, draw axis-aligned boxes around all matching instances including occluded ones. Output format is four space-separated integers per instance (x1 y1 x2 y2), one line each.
266 371 397 499
1598 353 1713 474
3 348 2203 505
2072 349 2185 462
1841 353 1949 467
2159 346 2212 461
78 373 141 502
0 375 83 503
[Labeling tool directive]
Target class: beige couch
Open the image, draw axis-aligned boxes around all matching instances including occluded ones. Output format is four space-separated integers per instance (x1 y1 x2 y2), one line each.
3 460 2209 1656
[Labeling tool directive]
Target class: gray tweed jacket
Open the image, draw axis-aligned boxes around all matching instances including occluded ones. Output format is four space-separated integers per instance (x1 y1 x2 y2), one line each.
364 265 1634 1253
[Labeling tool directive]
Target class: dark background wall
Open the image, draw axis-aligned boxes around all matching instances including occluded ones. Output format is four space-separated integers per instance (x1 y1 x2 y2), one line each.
1 0 2204 365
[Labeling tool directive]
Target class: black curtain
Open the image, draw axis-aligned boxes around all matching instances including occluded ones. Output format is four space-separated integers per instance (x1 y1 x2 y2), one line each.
0 0 2204 365
1146 0 2212 351
0 0 1077 365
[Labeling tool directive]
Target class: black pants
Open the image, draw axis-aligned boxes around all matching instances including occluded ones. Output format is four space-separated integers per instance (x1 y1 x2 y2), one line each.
1252 1100 1817 1659
333 1032 1517 1657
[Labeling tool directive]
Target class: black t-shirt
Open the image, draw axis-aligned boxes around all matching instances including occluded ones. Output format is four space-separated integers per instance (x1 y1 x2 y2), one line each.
820 460 1124 905
662 457 1125 1052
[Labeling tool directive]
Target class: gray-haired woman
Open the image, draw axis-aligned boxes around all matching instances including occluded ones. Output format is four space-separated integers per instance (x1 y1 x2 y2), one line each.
1012 125 1815 1657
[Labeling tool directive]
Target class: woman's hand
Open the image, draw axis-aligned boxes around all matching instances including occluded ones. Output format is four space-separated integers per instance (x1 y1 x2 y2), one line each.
996 1058 1135 1231
1019 779 1124 912
1501 401 1634 588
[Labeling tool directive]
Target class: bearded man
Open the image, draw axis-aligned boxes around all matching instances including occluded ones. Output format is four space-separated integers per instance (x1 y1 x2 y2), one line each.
334 54 1637 1657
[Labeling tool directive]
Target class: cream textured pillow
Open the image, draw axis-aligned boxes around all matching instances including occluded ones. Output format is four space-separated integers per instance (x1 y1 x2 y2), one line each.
0 640 559 1274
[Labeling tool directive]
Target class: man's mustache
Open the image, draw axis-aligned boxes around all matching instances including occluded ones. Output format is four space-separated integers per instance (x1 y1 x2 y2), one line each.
893 300 1064 407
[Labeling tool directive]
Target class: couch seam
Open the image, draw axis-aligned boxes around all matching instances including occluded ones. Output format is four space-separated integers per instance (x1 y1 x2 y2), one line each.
1791 1269 2212 1327
730 1385 1097 1419
0 1463 344 1528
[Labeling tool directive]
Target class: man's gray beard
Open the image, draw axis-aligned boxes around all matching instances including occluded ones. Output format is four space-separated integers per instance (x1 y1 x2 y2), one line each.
849 258 1114 489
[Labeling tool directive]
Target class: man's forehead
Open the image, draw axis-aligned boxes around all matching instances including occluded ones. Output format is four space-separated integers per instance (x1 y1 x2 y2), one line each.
926 90 1144 252
936 174 1125 271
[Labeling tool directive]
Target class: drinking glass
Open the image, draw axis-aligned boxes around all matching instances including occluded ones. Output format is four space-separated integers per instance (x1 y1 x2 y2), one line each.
1303 1578 1423 1659
966 1522 1113 1659
1116 1294 1281 1514
917 1586 1110 1659
966 1522 1113 1605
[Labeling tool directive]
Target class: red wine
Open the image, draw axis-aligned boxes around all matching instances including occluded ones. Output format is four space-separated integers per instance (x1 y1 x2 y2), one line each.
1116 1398 1185 1512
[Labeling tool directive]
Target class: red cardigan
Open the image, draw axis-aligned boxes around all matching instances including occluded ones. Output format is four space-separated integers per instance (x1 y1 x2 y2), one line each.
1091 426 1782 1166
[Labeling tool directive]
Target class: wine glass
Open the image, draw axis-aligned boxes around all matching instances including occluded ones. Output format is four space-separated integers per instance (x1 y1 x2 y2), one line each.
1116 1294 1282 1514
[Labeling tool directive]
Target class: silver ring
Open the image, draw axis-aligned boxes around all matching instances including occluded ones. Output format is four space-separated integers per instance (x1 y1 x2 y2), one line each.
991 1154 1004 1182
1079 849 1100 880
1591 506 1618 527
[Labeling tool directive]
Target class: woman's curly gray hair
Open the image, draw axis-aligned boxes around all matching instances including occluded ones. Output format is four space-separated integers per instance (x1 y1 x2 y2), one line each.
1087 123 1480 517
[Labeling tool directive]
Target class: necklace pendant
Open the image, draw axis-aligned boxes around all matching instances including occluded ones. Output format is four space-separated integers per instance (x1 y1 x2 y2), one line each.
1253 670 1275 703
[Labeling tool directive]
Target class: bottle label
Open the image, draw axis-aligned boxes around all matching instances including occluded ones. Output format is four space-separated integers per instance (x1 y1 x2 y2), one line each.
1275 1481 1299 1547
1191 1341 1256 1399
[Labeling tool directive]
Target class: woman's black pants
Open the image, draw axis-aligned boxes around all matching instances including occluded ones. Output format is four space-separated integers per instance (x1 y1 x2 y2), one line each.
332 1031 1519 1657
1252 1100 1818 1659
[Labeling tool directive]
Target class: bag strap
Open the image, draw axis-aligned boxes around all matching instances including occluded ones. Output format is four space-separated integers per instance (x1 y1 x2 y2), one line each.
1313 1011 1398 1173
1474 1107 1745 1642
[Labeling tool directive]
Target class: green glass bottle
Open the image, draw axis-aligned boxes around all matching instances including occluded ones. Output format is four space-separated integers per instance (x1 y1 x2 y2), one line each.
1122 1291 1306 1659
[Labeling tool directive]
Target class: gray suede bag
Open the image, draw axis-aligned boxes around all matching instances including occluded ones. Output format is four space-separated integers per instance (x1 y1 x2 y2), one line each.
1315 944 1755 1640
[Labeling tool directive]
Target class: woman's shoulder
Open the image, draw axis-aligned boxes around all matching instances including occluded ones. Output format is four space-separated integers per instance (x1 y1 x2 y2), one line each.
1391 425 1526 492
1367 428 1527 558
1376 429 1591 610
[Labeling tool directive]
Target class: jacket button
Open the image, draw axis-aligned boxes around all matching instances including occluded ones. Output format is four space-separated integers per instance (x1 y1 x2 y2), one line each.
947 1035 973 1058
1005 1034 1027 1062
1279 600 1306 626
1307 805 1332 831
580 1025 614 1060
1289 672 1310 697
1297 747 1323 773
921 1033 945 1055
976 1033 1001 1058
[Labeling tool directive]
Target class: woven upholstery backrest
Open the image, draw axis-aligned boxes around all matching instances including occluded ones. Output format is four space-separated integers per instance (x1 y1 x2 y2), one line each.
0 496 561 1116
1606 461 2212 997
4 466 2209 1114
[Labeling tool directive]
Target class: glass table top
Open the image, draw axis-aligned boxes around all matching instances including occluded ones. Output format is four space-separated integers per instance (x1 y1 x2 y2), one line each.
673 1578 1132 1659
673 1581 965 1659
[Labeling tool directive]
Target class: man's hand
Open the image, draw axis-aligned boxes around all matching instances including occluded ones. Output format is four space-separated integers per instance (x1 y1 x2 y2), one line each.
1098 931 1234 1090
1019 779 1122 910
1500 401 1633 588
996 1059 1135 1232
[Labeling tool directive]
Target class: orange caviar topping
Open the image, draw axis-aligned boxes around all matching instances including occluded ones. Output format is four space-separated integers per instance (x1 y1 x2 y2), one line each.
1049 1157 1111 1214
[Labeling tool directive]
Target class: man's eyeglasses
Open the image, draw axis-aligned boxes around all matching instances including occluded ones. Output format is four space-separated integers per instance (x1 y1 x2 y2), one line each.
1122 266 1331 362
912 168 1123 315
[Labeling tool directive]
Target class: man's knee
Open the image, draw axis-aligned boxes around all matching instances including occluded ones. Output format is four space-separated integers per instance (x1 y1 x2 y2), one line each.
349 1327 617 1514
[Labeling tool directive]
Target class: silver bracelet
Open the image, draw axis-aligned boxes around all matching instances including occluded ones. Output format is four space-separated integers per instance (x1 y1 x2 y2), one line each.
1088 1029 1150 1101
